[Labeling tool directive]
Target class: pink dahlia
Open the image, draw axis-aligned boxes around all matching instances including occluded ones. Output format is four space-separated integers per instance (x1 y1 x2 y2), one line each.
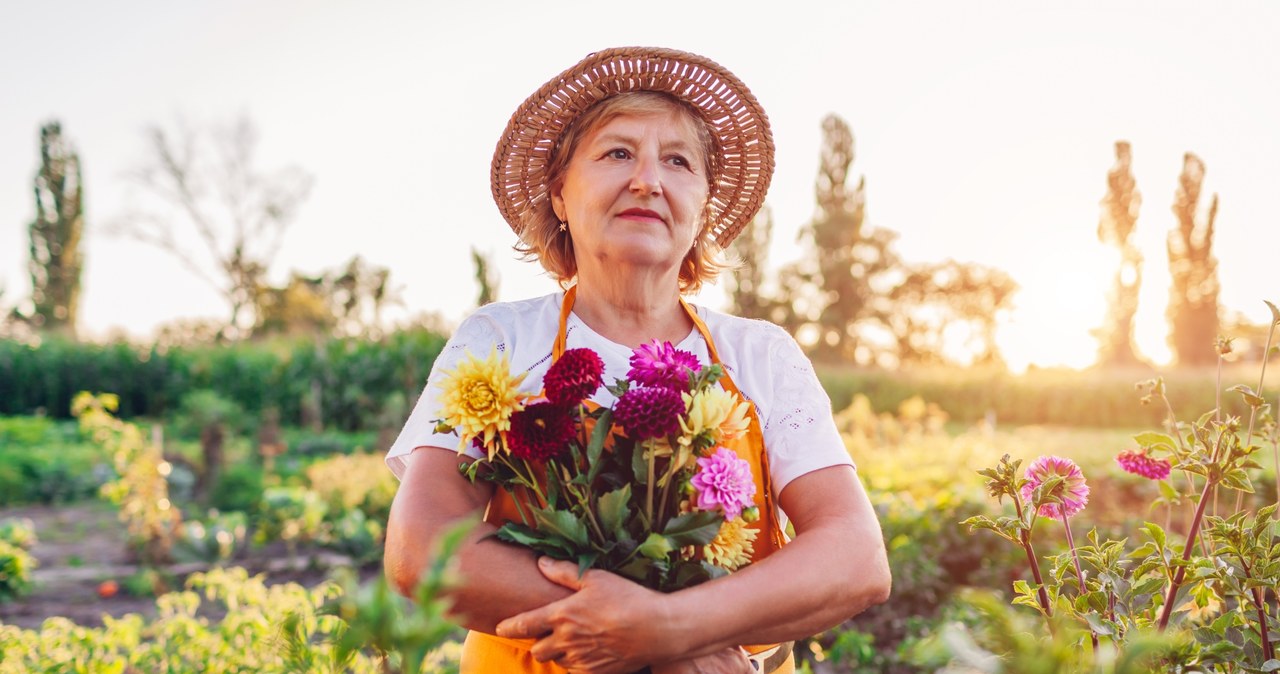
627 341 701 391
613 386 684 440
690 447 757 520
1020 455 1089 519
507 402 575 461
544 348 605 406
1116 450 1172 481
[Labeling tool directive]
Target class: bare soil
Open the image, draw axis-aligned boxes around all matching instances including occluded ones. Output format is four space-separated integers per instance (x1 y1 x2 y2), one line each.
0 501 380 630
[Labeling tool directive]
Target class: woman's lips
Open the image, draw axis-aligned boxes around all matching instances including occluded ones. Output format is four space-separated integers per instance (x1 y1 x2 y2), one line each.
617 208 664 223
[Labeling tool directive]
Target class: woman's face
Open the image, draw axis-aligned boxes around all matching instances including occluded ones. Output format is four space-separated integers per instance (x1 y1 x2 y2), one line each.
551 109 710 280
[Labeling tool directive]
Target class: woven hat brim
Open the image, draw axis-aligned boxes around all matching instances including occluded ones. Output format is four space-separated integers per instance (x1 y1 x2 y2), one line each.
491 47 775 248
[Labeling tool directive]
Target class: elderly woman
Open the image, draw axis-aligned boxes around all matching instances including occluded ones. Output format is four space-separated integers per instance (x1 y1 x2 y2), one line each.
384 47 890 674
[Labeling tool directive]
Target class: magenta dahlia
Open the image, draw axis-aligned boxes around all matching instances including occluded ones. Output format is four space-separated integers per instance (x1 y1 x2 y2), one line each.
627 341 701 391
690 447 757 520
613 386 684 440
506 402 576 461
1020 455 1089 519
544 348 605 406
1116 450 1172 480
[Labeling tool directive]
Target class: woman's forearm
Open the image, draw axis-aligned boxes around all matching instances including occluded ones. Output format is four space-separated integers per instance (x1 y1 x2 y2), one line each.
384 448 573 633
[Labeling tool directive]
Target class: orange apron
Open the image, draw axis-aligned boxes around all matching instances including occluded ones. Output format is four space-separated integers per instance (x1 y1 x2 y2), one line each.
461 287 795 673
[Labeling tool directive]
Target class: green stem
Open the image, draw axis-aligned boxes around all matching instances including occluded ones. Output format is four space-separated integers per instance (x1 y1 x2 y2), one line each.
645 443 656 524
1240 558 1274 661
1062 512 1098 651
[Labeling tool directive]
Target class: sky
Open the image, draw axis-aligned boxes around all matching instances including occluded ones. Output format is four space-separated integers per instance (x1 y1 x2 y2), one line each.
2 1 1277 371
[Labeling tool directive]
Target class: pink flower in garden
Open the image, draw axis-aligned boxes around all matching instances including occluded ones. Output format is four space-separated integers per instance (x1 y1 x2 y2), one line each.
544 348 605 406
613 386 685 440
1116 450 1172 481
1020 455 1089 519
627 341 701 390
690 447 757 520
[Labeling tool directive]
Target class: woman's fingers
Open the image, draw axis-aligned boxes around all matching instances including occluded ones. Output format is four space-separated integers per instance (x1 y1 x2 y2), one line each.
537 556 589 590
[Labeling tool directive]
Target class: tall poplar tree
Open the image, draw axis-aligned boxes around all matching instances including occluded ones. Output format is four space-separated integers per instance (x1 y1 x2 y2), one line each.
726 206 776 322
785 115 897 363
1094 141 1144 366
28 121 85 337
1166 152 1220 367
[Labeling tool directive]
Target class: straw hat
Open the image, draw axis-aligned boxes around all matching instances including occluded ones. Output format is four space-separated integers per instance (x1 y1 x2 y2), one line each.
491 47 775 248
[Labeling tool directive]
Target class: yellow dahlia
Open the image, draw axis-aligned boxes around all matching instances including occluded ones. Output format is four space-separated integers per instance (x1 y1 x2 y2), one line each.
703 517 758 571
680 387 751 444
437 348 529 456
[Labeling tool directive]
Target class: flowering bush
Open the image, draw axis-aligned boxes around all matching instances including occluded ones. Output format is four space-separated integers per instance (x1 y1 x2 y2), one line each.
436 341 762 591
960 300 1280 671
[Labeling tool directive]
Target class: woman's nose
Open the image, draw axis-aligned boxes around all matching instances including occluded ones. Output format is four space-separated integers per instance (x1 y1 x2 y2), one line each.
629 155 662 196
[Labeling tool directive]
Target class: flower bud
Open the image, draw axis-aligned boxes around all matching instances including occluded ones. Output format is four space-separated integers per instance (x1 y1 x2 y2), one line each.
741 506 760 523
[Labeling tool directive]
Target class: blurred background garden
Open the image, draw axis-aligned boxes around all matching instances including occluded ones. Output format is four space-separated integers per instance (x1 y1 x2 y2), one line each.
2 2 1279 672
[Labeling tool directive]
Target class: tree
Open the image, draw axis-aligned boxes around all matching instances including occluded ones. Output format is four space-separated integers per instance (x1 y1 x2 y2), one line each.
1166 152 1220 367
252 256 395 339
726 206 779 322
471 248 499 307
27 121 85 337
1094 141 1144 367
884 261 1018 367
782 115 898 363
112 115 313 340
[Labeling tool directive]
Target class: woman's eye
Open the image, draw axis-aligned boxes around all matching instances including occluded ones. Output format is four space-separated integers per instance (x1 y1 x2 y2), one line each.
669 155 690 168
606 148 631 160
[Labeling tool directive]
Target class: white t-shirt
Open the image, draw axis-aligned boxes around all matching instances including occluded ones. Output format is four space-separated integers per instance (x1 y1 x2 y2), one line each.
384 292 854 501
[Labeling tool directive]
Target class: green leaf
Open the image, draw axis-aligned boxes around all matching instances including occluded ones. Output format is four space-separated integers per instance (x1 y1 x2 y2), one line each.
532 507 590 548
576 552 598 577
1228 384 1267 408
1266 300 1280 326
1143 522 1167 551
637 533 675 560
662 510 724 547
586 409 612 484
598 485 631 537
1133 431 1177 451
494 524 574 556
1084 612 1114 636
631 443 649 486
1260 660 1280 672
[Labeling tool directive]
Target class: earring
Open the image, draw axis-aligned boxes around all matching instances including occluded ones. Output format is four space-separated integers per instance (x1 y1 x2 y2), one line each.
558 221 568 232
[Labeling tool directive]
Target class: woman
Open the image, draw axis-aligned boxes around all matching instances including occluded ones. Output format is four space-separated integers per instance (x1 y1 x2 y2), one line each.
385 47 891 674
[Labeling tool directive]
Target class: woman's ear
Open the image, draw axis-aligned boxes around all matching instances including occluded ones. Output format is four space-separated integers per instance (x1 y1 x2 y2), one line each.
550 184 566 223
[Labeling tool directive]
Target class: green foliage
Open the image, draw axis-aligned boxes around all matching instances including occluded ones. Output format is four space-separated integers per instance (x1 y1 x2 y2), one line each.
0 565 461 673
958 312 1280 671
171 388 248 440
254 486 330 554
0 444 104 506
818 364 1279 429
0 540 35 603
0 327 446 431
0 518 36 550
177 511 248 563
209 461 267 513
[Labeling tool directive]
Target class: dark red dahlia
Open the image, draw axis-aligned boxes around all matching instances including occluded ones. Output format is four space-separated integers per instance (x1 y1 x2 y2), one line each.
544 348 605 406
613 386 684 441
507 402 576 461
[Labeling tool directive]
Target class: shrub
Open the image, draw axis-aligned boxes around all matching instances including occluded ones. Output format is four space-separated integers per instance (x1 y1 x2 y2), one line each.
0 540 35 603
306 452 398 522
0 519 36 550
209 462 266 514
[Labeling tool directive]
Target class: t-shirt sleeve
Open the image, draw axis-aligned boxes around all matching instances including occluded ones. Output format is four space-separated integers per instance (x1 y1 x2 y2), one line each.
384 312 504 479
761 331 855 497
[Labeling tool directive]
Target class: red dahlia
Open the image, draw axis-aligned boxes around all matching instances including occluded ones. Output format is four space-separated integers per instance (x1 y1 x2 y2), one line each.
613 386 684 441
544 348 605 406
507 402 576 461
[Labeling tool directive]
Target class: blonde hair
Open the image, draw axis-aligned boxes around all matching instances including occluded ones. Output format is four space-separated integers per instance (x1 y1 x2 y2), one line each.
513 91 729 293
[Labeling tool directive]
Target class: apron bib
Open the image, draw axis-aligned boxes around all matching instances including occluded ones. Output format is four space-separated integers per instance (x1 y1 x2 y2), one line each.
461 287 794 673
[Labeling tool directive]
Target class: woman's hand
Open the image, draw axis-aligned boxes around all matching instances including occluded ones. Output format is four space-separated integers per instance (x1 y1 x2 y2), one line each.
495 557 680 673
651 649 754 674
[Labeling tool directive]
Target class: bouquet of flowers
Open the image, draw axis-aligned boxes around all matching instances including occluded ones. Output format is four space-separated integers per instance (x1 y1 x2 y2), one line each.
434 341 761 591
